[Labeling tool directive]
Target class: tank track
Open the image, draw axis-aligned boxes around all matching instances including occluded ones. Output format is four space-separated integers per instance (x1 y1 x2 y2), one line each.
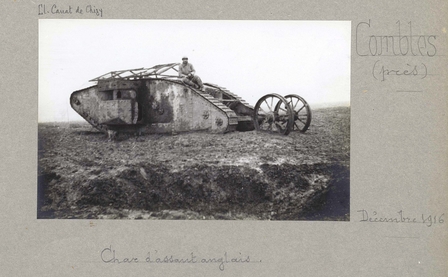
178 81 239 133
204 83 254 111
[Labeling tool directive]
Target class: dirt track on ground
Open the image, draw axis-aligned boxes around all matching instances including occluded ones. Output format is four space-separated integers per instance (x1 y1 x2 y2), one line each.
38 106 350 220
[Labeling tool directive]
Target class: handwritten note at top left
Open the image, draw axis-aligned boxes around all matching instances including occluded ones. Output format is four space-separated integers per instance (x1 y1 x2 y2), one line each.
38 4 103 17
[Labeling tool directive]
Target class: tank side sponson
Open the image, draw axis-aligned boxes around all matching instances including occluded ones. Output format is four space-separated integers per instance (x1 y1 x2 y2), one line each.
143 79 238 134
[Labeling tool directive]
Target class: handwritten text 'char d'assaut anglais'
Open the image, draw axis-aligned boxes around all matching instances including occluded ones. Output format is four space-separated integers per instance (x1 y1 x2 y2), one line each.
100 246 258 271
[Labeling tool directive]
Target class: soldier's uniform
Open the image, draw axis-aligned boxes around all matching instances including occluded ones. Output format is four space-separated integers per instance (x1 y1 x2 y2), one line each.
178 57 204 91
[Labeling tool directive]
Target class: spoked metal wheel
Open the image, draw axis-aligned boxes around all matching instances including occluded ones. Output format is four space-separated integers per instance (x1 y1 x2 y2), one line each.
254 93 294 135
277 94 312 133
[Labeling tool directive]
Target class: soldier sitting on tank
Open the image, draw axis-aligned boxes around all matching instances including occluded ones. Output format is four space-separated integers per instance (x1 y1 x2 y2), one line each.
178 56 204 91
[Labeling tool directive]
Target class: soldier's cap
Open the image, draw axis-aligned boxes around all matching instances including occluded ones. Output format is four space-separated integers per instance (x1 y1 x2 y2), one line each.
182 56 188 60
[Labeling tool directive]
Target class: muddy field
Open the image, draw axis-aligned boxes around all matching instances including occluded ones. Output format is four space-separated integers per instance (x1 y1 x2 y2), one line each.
38 106 350 220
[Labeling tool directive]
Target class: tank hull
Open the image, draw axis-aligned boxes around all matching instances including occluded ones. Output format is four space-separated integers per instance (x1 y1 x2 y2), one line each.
70 79 239 134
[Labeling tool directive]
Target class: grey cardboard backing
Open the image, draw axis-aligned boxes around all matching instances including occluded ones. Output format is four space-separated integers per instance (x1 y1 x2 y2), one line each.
1 0 447 276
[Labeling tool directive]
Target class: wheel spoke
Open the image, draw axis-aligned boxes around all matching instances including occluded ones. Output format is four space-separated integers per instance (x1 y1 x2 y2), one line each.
274 122 283 132
293 99 300 109
264 99 272 111
297 104 305 113
295 119 305 126
258 106 268 114
297 117 305 124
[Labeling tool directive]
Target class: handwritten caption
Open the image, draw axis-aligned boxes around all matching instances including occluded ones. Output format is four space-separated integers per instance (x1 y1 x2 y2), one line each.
38 4 103 17
372 61 427 82
357 210 445 227
355 20 438 82
100 246 258 271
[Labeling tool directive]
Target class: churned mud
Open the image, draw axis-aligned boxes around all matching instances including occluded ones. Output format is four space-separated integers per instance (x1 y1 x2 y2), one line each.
38 106 350 220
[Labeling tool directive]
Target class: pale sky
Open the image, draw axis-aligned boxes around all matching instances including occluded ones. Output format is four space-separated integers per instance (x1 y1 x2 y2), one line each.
39 20 350 122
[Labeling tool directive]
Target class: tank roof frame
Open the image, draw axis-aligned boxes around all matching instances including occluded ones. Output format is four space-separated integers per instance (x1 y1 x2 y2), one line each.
89 63 181 82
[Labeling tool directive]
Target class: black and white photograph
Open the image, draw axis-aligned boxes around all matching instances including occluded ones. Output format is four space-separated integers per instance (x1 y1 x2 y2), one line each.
38 20 351 220
3 1 448 276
